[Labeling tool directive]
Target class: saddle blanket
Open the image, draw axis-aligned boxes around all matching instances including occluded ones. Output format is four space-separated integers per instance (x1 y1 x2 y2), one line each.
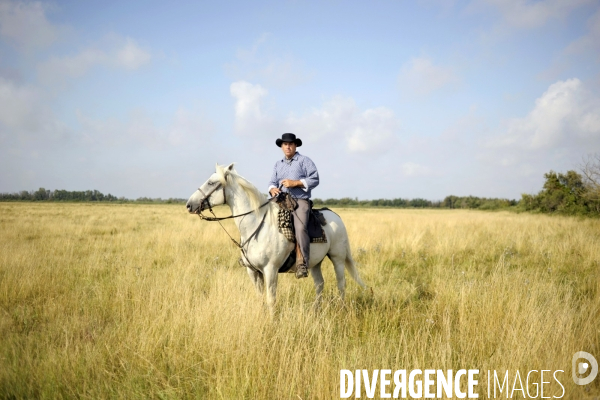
277 208 327 243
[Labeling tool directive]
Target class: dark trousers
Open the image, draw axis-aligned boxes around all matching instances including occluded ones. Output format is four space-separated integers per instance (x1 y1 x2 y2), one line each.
293 199 310 266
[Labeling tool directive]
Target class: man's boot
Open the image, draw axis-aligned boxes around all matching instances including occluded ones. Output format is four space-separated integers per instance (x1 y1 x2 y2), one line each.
295 243 308 279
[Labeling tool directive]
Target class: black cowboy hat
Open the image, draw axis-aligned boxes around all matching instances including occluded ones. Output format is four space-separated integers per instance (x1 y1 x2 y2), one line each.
275 133 302 147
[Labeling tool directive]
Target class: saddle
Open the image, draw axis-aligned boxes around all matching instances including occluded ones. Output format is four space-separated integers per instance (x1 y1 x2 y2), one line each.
275 193 328 273
275 193 327 244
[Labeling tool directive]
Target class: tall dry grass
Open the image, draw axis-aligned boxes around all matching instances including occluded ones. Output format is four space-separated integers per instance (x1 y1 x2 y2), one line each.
0 203 599 399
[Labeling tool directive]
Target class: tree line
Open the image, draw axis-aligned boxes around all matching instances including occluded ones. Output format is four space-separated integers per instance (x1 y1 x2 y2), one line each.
312 196 518 210
2 155 599 215
0 188 186 204
314 155 600 216
0 187 518 210
521 170 600 215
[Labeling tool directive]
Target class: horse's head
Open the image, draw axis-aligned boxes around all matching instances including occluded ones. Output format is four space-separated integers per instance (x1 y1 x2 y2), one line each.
186 163 235 214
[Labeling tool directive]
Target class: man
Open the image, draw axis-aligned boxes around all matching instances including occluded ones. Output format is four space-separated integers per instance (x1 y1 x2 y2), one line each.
268 133 319 279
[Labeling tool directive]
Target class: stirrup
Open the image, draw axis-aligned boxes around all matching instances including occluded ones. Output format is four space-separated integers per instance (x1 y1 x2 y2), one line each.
295 264 308 279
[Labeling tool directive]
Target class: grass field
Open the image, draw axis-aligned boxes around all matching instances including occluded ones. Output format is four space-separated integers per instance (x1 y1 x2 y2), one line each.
0 203 599 399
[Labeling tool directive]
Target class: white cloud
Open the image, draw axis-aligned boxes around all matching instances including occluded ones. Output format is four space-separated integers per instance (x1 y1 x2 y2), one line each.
493 78 600 149
0 77 40 129
286 96 400 153
39 49 106 80
225 34 313 89
285 96 358 143
467 0 592 29
565 7 600 61
229 81 401 154
230 80 274 135
76 106 213 150
37 36 151 85
0 77 67 140
401 162 432 177
230 81 268 122
398 57 458 96
115 37 152 70
234 32 269 63
0 0 65 51
337 105 398 153
538 7 600 80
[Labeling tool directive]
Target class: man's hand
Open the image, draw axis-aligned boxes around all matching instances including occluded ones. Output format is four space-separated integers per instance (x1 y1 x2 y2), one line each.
281 179 304 188
269 187 280 197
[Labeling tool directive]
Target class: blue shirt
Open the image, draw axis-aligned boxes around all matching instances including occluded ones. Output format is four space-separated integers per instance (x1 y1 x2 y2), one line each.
268 152 319 199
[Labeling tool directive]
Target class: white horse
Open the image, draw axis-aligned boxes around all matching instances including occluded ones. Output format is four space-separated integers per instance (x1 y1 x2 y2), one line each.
186 163 366 313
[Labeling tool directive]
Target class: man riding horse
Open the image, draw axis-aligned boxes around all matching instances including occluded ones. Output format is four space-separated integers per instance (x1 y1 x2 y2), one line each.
268 133 319 279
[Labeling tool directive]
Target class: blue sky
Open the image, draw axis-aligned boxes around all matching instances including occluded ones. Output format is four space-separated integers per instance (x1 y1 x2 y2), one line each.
1 0 599 200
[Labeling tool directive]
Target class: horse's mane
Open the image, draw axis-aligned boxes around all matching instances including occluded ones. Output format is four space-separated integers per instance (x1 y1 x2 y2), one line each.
215 164 268 213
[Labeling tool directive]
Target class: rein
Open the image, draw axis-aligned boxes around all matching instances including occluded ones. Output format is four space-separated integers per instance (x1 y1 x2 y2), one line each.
193 183 273 252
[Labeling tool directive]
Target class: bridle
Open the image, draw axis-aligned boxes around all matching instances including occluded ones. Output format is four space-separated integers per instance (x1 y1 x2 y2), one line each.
192 182 274 274
192 182 271 222
193 182 227 220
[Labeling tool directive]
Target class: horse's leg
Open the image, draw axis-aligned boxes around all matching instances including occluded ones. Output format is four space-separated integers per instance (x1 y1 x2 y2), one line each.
310 261 324 308
263 265 279 316
329 254 347 301
246 267 264 294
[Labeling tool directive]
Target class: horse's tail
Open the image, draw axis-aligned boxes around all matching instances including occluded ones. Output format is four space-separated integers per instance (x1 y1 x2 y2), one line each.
345 241 367 289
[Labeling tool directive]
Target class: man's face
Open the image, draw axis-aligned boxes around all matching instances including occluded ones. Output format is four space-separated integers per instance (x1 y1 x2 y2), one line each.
281 142 297 158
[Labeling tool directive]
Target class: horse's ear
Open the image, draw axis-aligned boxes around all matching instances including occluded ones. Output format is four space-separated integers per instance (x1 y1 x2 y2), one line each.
225 163 235 173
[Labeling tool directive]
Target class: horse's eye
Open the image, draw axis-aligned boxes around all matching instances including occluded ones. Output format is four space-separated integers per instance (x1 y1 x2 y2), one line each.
207 181 214 186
